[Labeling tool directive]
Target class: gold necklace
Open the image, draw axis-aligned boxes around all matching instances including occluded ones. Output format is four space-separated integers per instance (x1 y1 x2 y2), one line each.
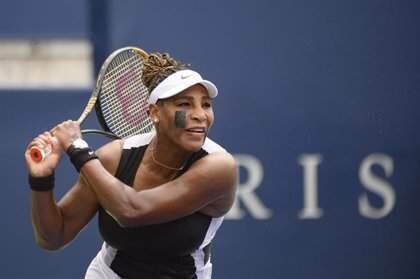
150 146 187 171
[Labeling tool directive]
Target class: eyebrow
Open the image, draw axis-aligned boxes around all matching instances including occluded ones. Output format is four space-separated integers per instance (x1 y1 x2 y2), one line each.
173 95 212 101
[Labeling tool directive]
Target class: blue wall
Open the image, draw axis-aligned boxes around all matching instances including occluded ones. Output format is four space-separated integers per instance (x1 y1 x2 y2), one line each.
0 0 88 38
1 0 420 278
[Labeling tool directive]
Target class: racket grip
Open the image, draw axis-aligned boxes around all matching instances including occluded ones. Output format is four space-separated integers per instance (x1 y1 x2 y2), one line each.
30 145 52 162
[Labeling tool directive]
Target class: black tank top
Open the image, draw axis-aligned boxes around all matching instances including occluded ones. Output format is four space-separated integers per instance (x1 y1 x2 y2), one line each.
98 144 215 278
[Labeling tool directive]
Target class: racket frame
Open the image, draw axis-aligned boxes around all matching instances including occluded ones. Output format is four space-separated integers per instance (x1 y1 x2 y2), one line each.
30 46 150 162
79 46 149 125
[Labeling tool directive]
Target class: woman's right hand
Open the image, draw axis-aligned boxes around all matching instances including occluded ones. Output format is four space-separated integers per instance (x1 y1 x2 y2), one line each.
25 131 63 177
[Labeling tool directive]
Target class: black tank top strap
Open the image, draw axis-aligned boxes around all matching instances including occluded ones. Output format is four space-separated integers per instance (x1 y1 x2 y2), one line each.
115 146 147 186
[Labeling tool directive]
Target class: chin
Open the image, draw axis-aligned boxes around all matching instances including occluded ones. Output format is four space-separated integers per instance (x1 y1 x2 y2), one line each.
175 131 207 152
184 143 204 152
180 138 205 152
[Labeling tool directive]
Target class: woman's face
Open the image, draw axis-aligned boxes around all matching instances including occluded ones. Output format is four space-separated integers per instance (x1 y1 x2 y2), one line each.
153 84 215 151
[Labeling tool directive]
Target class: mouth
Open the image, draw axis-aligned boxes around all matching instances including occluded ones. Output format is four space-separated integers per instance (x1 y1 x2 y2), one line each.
185 127 206 135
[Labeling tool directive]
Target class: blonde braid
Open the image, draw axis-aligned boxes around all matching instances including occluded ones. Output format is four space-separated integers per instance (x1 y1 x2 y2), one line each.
143 52 189 94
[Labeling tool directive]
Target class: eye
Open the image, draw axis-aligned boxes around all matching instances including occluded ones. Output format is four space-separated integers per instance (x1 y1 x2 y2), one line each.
203 102 212 109
177 102 190 107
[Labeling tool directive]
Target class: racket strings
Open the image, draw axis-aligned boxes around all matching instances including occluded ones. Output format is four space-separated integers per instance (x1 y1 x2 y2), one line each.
102 61 147 122
103 54 142 85
99 50 153 138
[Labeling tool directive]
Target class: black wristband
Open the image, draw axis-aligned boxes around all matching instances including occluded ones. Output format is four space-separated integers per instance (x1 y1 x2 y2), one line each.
28 173 55 192
67 147 98 172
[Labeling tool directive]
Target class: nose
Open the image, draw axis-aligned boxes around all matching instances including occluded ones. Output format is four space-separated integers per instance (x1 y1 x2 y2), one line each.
190 106 207 122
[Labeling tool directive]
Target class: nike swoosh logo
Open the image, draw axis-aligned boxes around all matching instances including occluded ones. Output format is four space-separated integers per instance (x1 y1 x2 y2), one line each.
181 74 192 79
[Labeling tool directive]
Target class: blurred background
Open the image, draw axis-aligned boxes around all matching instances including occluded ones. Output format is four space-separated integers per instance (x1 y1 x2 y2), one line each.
1 0 419 278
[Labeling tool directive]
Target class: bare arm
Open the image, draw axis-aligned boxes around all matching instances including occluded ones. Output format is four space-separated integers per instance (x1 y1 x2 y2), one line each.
81 151 237 227
51 120 237 227
27 131 121 250
30 176 98 250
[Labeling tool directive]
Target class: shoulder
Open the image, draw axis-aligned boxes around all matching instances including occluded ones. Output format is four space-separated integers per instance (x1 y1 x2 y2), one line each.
200 137 235 175
197 151 236 178
194 137 235 181
184 142 237 195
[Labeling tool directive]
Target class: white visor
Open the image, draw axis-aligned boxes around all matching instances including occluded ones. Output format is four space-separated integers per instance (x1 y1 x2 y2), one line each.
148 69 218 104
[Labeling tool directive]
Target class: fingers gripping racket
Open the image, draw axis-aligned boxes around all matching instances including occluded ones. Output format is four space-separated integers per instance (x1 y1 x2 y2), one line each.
30 46 154 162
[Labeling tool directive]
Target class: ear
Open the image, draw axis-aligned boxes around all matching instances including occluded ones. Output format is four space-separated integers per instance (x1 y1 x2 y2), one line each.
148 104 160 123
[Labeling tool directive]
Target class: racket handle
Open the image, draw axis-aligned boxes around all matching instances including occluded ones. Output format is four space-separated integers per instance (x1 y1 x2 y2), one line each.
29 145 52 162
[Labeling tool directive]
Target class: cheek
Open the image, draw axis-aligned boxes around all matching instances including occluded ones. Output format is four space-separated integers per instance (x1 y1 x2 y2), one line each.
207 111 215 125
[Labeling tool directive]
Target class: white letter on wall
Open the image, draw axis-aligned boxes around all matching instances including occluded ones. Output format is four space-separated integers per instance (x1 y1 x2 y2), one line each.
298 154 323 219
358 153 395 219
226 154 272 220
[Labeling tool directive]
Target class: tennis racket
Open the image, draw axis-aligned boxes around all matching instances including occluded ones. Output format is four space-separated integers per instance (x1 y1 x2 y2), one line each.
30 46 154 162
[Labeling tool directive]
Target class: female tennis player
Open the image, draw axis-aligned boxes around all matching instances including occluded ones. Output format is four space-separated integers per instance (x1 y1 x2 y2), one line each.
25 52 237 279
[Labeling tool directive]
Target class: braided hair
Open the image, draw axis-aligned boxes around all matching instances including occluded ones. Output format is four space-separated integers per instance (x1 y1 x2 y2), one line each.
143 52 189 95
